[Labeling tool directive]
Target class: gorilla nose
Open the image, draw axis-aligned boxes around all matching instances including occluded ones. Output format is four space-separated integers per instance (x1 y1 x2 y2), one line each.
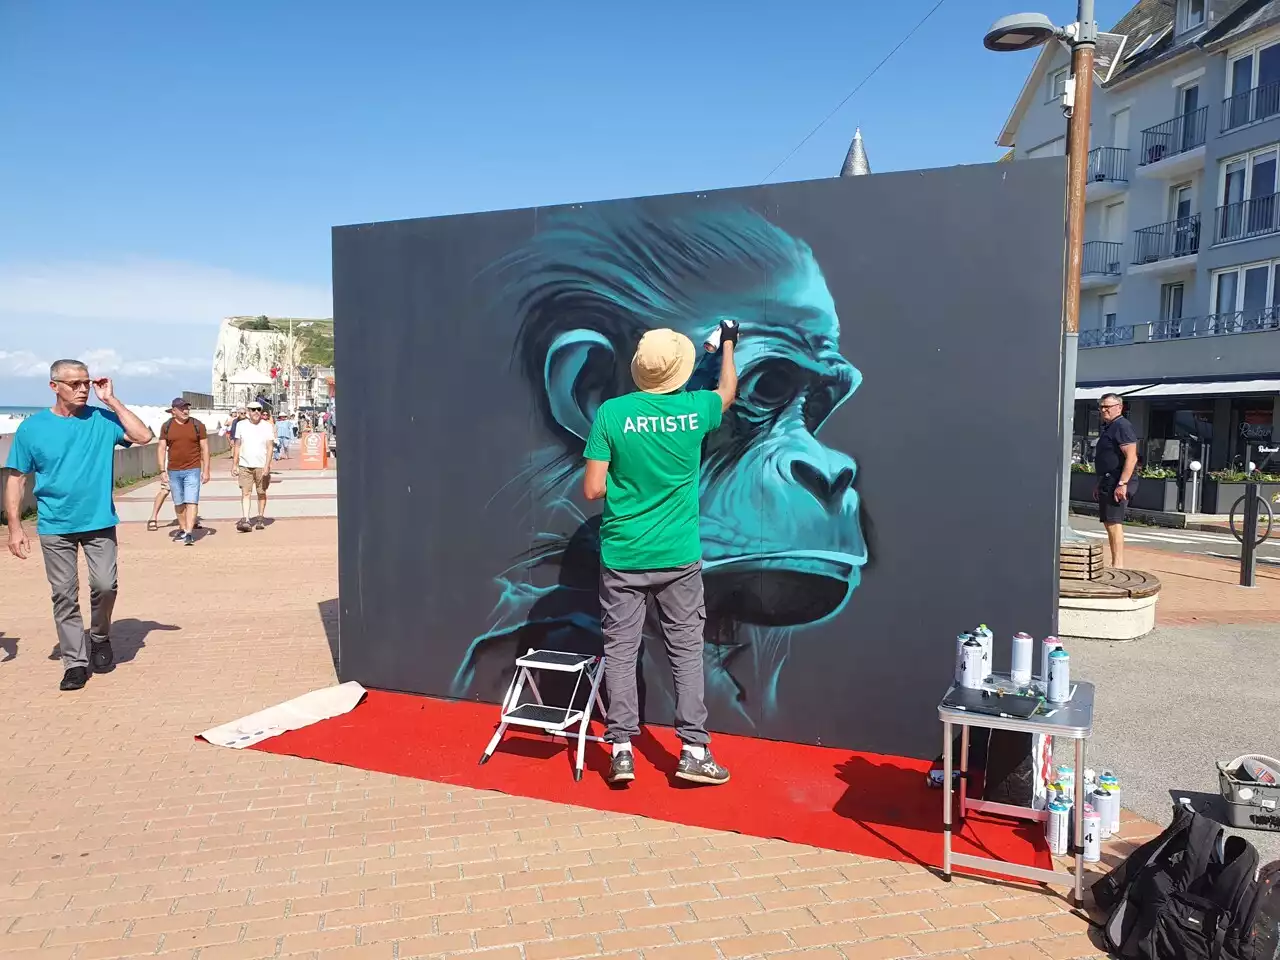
791 459 855 511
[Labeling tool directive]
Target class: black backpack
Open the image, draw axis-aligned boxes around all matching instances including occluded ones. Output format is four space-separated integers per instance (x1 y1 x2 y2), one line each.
1093 802 1280 960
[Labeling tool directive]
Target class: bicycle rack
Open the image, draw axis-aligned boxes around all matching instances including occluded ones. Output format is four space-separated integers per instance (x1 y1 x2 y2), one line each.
1228 481 1274 588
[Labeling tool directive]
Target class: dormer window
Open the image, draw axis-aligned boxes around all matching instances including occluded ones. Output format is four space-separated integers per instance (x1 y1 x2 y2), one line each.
1179 0 1206 33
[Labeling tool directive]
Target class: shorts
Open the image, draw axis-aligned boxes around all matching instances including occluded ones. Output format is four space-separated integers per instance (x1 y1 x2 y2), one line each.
168 467 201 506
237 467 272 494
1097 483 1128 525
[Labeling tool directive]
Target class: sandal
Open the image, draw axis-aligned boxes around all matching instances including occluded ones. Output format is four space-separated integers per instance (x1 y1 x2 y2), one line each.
146 520 158 531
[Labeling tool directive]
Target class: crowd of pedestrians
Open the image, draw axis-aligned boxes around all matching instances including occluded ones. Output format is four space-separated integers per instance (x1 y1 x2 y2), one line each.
2 359 322 691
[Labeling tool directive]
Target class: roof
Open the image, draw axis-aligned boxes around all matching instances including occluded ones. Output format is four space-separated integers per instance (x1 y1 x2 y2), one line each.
839 127 870 177
996 0 1274 145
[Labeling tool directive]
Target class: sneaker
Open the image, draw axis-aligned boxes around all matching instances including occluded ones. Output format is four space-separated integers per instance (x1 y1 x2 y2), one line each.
608 750 635 783
91 640 114 672
675 748 730 785
183 533 195 546
254 518 266 531
60 667 88 691
236 519 252 533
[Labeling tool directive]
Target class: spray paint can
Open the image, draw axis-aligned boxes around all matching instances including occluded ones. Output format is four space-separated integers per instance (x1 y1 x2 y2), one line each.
1098 772 1121 835
1055 765 1075 798
1083 804 1102 862
1091 786 1117 839
974 624 994 679
1040 636 1061 687
1046 795 1071 856
703 319 738 352
954 633 974 684
959 638 985 689
1047 648 1071 703
1011 632 1034 686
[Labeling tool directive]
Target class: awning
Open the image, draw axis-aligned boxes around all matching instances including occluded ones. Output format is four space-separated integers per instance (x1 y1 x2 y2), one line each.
228 367 272 386
1076 379 1280 400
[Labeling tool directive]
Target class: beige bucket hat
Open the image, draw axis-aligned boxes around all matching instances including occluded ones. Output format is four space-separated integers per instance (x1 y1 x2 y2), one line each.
631 328 695 394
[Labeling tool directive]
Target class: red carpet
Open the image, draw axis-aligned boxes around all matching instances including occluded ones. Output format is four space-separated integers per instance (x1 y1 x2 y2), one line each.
249 690 1050 874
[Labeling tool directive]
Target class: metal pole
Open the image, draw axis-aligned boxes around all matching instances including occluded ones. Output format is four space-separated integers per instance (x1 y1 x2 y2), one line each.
1240 481 1259 587
1059 0 1097 546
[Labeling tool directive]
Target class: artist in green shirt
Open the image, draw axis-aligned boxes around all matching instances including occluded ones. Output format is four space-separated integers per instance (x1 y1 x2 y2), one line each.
582 321 739 785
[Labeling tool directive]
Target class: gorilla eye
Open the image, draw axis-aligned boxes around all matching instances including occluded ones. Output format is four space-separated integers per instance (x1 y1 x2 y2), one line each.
749 364 797 409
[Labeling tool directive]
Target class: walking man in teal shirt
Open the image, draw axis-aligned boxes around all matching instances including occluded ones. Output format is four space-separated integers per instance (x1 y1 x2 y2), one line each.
4 360 154 690
582 322 739 785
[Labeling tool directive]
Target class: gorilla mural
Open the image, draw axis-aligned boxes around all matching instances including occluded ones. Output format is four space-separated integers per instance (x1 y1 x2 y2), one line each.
450 205 867 732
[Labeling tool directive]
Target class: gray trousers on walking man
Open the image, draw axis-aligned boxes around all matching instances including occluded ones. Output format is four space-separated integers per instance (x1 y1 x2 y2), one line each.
599 561 709 746
39 528 118 670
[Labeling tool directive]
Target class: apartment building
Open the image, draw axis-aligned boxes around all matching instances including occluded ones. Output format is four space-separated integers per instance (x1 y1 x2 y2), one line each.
999 0 1280 478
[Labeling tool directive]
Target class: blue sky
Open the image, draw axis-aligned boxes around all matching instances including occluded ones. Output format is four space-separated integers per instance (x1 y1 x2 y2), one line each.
0 0 1131 405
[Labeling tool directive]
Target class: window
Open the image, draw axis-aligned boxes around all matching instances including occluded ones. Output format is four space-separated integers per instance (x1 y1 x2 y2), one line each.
1099 293 1118 330
1226 42 1280 129
1026 136 1065 158
1047 67 1068 103
1179 0 1205 32
1160 283 1185 322
1211 259 1280 332
1218 144 1280 241
1170 184 1198 255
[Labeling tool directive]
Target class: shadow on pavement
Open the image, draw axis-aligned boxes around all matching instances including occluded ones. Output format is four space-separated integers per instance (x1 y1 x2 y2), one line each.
318 599 339 671
0 633 16 662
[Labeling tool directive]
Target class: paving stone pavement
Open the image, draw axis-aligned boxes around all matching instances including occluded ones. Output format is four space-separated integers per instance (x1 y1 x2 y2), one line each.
3 518 1154 960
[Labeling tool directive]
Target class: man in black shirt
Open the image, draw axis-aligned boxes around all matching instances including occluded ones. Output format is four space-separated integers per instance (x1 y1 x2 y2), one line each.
1094 393 1139 568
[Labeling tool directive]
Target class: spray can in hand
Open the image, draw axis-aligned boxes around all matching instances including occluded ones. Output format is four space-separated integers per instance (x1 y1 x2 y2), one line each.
704 319 739 352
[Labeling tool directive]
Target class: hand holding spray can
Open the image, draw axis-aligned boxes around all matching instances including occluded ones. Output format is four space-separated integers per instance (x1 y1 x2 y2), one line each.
1011 632 1033 686
704 319 739 352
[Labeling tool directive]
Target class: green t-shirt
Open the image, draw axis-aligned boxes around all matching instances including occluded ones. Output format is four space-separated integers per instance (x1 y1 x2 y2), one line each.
583 389 723 571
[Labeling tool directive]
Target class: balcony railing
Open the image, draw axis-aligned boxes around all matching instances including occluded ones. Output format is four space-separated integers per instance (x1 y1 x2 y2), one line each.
1082 240 1123 275
1153 308 1280 340
1222 81 1280 132
1080 326 1135 348
1215 192 1280 243
1087 146 1129 183
1138 106 1208 165
1132 214 1200 263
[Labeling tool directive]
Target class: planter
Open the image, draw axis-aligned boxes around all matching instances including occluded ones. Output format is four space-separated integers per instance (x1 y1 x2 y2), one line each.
1200 481 1280 516
1070 473 1098 502
1131 479 1179 512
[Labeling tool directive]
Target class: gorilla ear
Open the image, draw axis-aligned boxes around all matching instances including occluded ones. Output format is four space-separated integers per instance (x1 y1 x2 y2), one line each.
543 330 619 442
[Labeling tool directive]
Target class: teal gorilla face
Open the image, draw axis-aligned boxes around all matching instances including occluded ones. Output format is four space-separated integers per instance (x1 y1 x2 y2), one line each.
451 204 867 717
691 256 865 626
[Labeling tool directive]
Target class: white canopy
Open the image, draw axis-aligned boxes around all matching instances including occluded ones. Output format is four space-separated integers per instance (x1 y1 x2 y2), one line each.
227 367 272 386
1076 379 1280 400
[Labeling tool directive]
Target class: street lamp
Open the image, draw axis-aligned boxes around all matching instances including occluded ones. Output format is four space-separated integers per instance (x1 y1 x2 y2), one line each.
985 1 1097 547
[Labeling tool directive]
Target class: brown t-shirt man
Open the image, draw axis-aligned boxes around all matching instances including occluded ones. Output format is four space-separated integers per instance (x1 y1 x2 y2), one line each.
162 417 208 470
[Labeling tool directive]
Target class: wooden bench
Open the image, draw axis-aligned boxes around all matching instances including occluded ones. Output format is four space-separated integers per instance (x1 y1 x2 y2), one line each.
1059 568 1161 640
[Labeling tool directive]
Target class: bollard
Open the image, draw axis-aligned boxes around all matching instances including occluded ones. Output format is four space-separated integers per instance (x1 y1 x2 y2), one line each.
1240 482 1259 588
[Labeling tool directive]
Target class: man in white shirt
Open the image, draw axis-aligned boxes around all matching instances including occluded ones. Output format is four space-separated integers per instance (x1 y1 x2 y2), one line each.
231 402 276 532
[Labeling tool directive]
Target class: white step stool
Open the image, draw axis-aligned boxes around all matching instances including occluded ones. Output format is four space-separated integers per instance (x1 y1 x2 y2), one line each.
479 648 608 781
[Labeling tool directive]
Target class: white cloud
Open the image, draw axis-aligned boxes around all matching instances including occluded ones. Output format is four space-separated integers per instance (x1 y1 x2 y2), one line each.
0 257 332 325
0 350 49 378
0 347 204 378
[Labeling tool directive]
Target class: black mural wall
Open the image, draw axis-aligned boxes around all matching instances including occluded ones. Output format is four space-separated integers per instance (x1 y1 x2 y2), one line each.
332 159 1067 760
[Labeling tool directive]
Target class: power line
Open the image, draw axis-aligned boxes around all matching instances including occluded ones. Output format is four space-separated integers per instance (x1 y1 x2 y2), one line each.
759 0 950 183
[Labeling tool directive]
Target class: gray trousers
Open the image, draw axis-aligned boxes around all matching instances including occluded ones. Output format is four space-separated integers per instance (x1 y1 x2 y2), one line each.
39 528 118 670
599 562 709 746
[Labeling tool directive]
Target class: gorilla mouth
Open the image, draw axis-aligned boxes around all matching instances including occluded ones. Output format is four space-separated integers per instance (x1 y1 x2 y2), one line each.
702 552 861 627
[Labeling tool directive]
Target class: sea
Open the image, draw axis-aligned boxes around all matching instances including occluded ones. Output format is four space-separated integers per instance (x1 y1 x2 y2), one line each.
0 406 45 417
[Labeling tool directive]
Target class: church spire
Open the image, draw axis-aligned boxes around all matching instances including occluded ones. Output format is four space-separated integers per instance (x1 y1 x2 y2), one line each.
840 127 870 177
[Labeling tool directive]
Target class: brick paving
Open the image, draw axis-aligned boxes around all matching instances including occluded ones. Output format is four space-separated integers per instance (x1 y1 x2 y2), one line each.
3 517 1167 960
1125 544 1280 625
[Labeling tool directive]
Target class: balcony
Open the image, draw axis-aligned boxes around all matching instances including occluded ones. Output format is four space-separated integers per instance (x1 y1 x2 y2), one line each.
1152 308 1280 340
1137 107 1207 177
1129 215 1200 275
1222 81 1280 132
1080 240 1123 289
1086 146 1129 201
1214 192 1280 244
1079 326 1135 348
